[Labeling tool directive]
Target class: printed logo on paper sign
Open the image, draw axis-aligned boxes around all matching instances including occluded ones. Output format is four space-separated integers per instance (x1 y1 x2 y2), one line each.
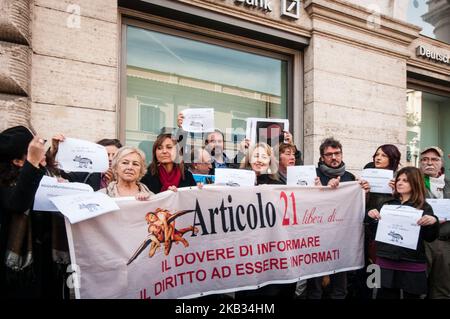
73 155 93 169
388 230 403 243
127 208 198 265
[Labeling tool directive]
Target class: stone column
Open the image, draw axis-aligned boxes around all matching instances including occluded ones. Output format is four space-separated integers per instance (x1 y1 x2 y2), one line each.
0 0 32 131
422 0 450 44
303 0 419 172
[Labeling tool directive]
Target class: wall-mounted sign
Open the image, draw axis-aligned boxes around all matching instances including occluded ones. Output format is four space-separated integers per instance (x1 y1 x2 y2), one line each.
416 45 450 65
227 0 301 20
281 0 300 19
234 0 273 12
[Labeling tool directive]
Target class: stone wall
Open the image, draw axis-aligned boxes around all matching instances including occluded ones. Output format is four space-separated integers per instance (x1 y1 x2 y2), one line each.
0 0 32 131
303 0 419 174
30 0 118 141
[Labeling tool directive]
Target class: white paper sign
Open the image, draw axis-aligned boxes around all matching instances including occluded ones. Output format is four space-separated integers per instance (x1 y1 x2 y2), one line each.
33 176 93 212
50 192 119 224
426 199 450 221
375 205 423 250
56 137 108 173
214 168 256 187
181 108 215 133
361 169 393 194
287 165 317 186
245 118 289 145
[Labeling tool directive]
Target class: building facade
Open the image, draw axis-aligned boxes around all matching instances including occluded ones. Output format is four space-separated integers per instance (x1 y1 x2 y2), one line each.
0 0 449 173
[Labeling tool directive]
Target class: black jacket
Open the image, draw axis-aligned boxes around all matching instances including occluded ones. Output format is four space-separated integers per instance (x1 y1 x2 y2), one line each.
256 174 283 185
0 161 46 297
141 169 197 194
366 198 439 264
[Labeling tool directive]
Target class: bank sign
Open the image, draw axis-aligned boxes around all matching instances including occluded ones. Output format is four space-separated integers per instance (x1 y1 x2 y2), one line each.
416 45 450 66
233 0 301 19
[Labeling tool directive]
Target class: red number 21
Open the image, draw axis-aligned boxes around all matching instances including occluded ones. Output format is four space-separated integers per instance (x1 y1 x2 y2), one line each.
280 191 298 226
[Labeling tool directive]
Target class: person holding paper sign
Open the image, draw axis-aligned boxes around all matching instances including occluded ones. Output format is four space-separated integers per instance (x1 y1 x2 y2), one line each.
178 112 247 173
364 144 401 207
355 144 401 299
307 137 369 300
364 145 401 259
99 147 153 200
0 126 70 299
236 143 297 299
187 147 214 185
419 146 450 299
51 135 122 191
367 167 439 299
141 133 197 194
240 142 282 185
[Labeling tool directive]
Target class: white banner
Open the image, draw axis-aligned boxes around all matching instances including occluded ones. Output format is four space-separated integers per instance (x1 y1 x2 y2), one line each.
66 182 365 299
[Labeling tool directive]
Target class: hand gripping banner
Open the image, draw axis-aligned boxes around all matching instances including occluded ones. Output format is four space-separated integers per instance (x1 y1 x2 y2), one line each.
65 182 365 299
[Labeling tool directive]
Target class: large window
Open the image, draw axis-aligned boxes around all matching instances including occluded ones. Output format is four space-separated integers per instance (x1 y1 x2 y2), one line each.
406 90 450 171
123 24 290 162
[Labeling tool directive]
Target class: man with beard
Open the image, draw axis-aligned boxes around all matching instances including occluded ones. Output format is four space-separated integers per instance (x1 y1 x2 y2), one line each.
177 112 242 174
306 137 369 299
419 146 450 299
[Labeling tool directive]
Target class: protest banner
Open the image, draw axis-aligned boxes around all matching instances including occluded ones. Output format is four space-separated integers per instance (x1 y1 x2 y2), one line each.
66 182 365 299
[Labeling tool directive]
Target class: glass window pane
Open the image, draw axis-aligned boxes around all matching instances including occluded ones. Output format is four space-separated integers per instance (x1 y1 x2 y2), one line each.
125 25 288 162
406 90 450 172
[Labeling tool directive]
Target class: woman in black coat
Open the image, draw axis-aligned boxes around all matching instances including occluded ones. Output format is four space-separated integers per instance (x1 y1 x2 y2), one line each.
141 133 196 194
365 144 401 216
366 166 439 299
236 142 296 298
354 144 402 299
0 126 69 299
239 142 283 186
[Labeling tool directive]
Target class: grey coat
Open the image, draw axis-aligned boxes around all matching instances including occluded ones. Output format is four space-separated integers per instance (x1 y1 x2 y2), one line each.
426 178 450 238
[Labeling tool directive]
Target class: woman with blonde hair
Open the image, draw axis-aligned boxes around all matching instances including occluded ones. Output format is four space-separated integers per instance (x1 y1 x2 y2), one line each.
240 142 281 185
237 142 296 299
100 146 153 199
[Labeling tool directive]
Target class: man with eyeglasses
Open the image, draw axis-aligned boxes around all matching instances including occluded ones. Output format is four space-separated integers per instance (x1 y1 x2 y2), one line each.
420 146 450 299
306 137 369 299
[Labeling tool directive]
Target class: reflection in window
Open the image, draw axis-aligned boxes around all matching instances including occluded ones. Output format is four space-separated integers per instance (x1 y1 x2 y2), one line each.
406 90 450 172
125 26 288 161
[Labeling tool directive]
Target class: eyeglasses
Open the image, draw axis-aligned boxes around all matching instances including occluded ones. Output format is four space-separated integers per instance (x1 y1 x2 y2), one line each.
323 151 342 158
420 157 441 163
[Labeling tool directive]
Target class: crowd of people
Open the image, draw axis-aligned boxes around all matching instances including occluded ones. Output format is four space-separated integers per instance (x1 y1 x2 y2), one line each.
0 117 448 299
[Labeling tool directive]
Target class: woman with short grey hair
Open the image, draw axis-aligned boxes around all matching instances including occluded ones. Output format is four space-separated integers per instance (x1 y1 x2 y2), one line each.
100 146 153 200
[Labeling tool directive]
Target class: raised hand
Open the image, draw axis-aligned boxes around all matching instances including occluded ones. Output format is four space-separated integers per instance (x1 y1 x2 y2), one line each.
27 136 47 168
